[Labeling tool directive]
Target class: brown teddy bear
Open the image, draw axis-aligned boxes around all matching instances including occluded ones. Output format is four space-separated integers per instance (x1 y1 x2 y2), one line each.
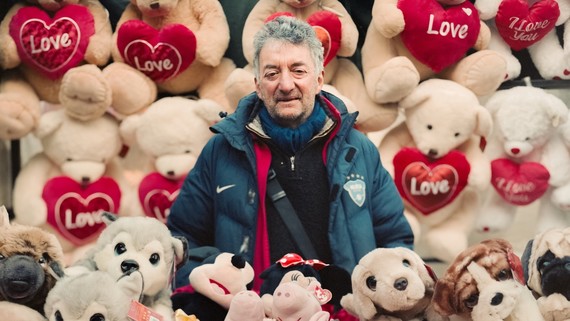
378 79 493 263
362 0 507 105
0 205 65 318
108 0 236 112
224 0 400 132
0 0 113 140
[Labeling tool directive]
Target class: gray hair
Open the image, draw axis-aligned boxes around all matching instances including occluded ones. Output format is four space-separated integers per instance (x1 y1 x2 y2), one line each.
252 16 324 79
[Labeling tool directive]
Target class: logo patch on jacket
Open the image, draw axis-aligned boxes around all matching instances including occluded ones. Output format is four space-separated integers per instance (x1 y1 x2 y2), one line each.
343 174 366 207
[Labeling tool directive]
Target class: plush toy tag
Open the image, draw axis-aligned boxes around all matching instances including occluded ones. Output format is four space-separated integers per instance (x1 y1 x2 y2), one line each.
495 0 559 51
507 249 525 285
398 0 480 72
117 20 197 82
393 147 471 215
490 158 550 205
265 11 341 66
43 176 121 246
128 300 164 321
138 172 183 223
9 5 95 80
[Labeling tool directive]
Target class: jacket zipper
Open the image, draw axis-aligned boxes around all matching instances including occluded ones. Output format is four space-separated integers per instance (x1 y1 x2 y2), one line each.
289 156 295 171
239 236 250 254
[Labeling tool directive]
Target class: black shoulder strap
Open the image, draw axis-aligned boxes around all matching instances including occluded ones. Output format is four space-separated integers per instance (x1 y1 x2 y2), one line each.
266 169 318 259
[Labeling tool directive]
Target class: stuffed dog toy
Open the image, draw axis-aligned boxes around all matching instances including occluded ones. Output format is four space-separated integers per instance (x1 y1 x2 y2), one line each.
433 238 543 321
340 247 443 321
522 227 570 321
68 212 188 321
0 205 65 316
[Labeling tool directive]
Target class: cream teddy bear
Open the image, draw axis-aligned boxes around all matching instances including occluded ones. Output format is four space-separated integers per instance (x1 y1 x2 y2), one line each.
11 108 138 266
362 0 507 105
379 79 493 262
474 85 570 234
223 0 400 132
0 0 113 140
119 96 220 223
108 0 236 112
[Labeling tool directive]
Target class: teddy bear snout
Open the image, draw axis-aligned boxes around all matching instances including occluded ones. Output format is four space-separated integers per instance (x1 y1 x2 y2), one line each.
120 259 140 274
0 255 45 301
394 277 408 291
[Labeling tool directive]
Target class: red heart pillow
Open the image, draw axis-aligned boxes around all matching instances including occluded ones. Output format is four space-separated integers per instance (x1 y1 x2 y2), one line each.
398 0 480 72
43 176 121 246
495 0 559 51
117 20 197 82
265 11 341 66
138 172 183 223
490 158 550 205
393 147 471 215
9 5 95 80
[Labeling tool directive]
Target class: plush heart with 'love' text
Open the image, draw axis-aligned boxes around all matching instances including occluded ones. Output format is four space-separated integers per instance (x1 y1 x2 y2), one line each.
490 158 550 205
138 172 183 223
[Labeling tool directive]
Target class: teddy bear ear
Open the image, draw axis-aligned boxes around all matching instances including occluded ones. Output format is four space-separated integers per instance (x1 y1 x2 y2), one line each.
194 98 225 126
399 84 431 110
35 109 66 139
474 105 493 138
119 114 142 146
542 94 569 128
0 205 10 228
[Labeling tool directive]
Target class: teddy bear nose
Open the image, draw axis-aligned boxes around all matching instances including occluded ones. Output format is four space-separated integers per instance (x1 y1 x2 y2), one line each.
150 2 160 9
121 260 140 274
167 170 175 177
394 277 408 291
428 149 438 157
510 148 520 154
491 293 504 306
81 176 91 184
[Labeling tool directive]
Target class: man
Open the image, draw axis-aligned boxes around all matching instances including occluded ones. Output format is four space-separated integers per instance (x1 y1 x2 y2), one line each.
167 16 413 289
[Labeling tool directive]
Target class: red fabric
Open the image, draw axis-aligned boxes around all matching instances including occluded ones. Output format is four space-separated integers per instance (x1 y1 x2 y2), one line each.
398 0 480 72
138 172 184 223
393 147 471 215
117 20 196 82
43 176 121 246
265 11 342 66
321 304 359 321
321 97 342 166
253 141 272 292
495 0 559 51
9 4 95 79
490 158 550 205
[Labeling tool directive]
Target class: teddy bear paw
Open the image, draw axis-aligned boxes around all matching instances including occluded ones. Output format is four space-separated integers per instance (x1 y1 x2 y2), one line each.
538 294 570 321
453 50 507 97
425 230 468 262
0 97 39 140
551 186 570 211
59 65 112 121
474 210 515 234
365 56 419 104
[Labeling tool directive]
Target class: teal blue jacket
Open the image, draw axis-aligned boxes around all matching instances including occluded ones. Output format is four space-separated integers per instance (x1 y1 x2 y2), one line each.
168 92 413 287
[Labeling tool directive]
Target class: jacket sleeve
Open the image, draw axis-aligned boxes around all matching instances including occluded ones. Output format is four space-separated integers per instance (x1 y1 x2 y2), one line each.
368 142 415 250
167 137 218 287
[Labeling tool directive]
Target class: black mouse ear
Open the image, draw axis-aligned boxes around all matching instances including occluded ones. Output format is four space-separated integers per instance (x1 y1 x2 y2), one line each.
521 239 534 283
318 265 352 308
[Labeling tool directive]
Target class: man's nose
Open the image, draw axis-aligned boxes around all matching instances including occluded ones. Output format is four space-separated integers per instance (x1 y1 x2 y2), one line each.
278 71 295 91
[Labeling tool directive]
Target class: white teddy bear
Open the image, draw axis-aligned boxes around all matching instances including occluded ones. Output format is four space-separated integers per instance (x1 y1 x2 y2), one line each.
12 109 138 265
119 96 221 223
475 84 570 234
379 79 493 263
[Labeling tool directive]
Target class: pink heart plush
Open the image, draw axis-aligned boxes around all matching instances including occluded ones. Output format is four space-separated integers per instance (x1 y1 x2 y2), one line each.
490 158 550 205
398 0 480 72
9 4 95 80
495 0 559 51
393 147 471 215
117 20 197 82
138 172 183 223
43 176 121 246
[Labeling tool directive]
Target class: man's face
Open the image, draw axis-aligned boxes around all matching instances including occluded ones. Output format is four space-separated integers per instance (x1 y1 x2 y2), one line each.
255 40 324 128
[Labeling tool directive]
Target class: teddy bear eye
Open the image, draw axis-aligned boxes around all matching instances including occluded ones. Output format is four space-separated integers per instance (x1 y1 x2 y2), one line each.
427 124 433 130
55 310 64 321
66 158 73 162
525 137 530 141
366 276 377 291
149 253 160 265
184 150 191 154
114 243 127 255
496 269 512 281
90 313 105 321
464 294 479 309
454 132 460 137
402 259 410 267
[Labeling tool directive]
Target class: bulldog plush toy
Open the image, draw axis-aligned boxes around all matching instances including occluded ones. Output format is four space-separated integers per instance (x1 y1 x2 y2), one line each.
433 238 544 321
223 0 400 132
378 78 493 262
0 205 65 319
522 227 570 321
361 0 506 105
340 247 444 321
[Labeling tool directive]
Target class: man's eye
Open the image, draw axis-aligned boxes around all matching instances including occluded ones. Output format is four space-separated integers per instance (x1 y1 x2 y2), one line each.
265 72 278 79
293 69 306 75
